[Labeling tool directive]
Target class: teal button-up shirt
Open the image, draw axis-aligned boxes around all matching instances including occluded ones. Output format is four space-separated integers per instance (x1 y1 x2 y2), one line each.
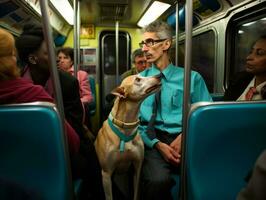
139 63 213 148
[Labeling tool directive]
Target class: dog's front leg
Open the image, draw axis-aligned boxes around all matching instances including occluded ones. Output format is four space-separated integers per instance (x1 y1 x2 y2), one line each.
102 170 113 200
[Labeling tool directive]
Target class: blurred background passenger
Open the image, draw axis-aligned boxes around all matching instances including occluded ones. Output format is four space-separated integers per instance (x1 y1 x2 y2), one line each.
57 47 93 105
120 48 150 81
224 35 266 101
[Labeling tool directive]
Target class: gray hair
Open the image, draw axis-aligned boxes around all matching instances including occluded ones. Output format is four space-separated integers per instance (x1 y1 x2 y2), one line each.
142 20 173 40
131 48 144 63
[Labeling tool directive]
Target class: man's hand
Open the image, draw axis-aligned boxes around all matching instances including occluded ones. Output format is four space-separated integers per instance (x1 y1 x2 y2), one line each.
155 141 180 166
170 133 182 155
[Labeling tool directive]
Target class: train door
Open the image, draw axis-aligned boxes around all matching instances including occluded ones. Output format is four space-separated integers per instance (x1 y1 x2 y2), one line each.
99 30 131 121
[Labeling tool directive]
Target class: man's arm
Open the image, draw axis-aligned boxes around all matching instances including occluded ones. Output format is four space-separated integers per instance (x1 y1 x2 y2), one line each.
138 123 180 166
138 124 159 148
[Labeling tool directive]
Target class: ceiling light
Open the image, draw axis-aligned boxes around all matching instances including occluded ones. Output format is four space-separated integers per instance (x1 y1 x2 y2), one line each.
50 0 74 25
242 22 256 27
137 1 171 28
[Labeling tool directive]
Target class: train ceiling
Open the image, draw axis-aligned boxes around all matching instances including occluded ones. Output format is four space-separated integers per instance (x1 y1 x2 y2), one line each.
77 0 176 27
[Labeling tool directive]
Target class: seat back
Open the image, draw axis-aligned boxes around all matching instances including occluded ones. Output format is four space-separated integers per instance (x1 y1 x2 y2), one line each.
0 102 73 200
186 101 266 200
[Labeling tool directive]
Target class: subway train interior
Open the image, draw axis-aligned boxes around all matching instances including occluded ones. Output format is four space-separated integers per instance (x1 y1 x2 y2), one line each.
0 0 266 199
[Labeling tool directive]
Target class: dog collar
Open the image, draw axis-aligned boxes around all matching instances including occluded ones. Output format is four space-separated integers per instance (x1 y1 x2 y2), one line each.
109 113 139 129
108 117 138 152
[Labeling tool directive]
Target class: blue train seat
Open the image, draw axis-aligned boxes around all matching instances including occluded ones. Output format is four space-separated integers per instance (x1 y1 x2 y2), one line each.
185 101 266 200
0 102 74 200
87 75 96 116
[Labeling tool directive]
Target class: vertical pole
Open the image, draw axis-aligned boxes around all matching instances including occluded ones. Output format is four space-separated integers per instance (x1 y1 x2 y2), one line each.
175 3 179 66
39 0 65 123
180 0 193 199
115 21 119 85
73 0 78 78
77 0 81 68
39 1 72 198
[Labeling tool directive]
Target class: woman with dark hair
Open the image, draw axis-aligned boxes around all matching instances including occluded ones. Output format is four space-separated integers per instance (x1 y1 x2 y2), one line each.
0 27 80 156
15 22 104 200
224 35 266 101
15 23 86 139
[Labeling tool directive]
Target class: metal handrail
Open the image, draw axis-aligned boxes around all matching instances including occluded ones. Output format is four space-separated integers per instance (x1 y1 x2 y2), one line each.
73 0 80 78
39 0 65 126
115 21 120 85
180 0 193 199
175 3 179 66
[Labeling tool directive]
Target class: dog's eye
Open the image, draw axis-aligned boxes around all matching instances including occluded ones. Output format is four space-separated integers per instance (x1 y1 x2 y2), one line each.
135 77 141 82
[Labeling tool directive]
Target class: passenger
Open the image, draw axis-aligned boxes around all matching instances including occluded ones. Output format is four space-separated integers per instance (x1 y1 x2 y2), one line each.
57 47 93 105
138 20 212 200
0 28 79 156
120 48 150 81
224 35 266 101
237 150 266 200
15 23 105 200
16 23 85 140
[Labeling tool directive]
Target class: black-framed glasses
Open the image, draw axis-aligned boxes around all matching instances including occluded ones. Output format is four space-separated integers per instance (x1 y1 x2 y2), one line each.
139 38 167 48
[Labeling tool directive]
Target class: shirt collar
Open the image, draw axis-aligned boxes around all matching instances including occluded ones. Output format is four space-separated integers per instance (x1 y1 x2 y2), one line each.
150 63 175 81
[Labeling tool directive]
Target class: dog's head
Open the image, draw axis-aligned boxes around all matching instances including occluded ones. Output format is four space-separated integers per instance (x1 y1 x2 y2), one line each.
111 75 161 102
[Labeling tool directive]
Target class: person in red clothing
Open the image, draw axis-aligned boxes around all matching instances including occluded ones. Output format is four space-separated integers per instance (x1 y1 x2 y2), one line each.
0 28 80 155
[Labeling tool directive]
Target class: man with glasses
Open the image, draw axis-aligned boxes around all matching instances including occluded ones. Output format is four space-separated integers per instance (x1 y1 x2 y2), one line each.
120 48 150 81
138 20 212 200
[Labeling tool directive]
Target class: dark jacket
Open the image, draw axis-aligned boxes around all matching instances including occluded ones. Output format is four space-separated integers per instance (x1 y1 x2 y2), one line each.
58 70 86 140
223 71 253 101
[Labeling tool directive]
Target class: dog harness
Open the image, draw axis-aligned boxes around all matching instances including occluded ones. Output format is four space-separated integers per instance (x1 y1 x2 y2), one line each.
108 114 138 152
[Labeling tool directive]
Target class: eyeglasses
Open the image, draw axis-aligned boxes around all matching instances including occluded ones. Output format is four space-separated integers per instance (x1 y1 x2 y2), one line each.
139 38 167 48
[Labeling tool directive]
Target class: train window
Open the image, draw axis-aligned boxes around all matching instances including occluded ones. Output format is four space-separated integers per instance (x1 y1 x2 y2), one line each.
178 31 215 93
226 4 266 87
231 16 266 75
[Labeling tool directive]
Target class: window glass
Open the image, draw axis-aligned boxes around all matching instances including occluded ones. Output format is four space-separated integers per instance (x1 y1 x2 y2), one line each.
232 17 266 74
177 31 215 92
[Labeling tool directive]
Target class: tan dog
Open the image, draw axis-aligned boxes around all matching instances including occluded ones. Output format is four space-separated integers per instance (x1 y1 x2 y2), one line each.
95 74 161 200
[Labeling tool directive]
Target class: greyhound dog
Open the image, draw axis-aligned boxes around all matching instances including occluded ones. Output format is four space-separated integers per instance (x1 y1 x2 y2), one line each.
95 74 161 200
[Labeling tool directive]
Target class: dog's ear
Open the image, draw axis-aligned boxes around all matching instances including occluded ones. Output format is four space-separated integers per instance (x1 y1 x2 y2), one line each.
111 86 127 98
